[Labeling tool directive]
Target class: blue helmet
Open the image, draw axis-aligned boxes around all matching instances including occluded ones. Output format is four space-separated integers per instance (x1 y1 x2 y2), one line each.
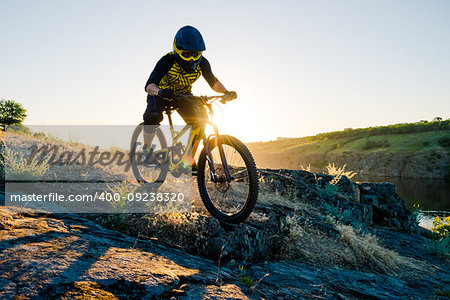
173 25 206 73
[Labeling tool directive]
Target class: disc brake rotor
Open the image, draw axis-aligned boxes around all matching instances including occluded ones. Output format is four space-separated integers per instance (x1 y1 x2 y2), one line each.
214 166 231 193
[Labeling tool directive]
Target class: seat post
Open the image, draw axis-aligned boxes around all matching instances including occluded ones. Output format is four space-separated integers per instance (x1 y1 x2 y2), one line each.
166 110 174 128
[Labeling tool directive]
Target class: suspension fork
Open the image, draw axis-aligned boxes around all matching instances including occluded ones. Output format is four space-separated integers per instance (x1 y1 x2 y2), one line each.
204 125 232 182
216 126 233 181
201 124 217 181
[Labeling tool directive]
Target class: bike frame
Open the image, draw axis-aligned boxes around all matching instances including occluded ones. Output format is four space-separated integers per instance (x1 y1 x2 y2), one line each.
164 110 201 174
150 96 233 182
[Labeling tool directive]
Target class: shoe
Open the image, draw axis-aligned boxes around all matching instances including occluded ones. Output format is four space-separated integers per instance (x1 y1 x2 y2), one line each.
192 162 197 176
141 145 156 166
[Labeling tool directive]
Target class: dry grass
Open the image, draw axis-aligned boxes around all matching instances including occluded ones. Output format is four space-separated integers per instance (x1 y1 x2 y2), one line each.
281 215 426 276
1 145 50 180
281 216 350 267
325 163 357 180
259 188 309 211
258 169 426 276
4 131 134 182
337 224 405 274
248 212 269 222
141 212 212 253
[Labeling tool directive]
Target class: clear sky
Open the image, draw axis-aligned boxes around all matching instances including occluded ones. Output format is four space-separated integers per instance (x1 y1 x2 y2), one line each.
1 0 449 142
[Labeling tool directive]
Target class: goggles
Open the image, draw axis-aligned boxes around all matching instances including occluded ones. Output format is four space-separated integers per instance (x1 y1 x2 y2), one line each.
174 41 202 61
180 51 202 61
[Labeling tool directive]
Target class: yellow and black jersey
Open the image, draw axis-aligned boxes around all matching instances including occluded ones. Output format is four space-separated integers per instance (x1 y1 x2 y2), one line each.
145 52 217 95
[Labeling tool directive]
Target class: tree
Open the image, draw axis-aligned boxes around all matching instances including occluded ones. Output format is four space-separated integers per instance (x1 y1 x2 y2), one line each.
433 117 443 122
0 99 27 130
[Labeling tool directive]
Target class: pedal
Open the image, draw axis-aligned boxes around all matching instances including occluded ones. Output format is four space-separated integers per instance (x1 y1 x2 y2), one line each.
191 162 198 176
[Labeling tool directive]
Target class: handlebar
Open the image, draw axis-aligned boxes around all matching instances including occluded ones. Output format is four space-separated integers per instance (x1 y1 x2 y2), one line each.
173 94 235 104
162 94 236 114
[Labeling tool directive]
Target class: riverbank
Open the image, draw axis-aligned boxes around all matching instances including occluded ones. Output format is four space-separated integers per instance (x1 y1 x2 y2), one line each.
248 130 450 179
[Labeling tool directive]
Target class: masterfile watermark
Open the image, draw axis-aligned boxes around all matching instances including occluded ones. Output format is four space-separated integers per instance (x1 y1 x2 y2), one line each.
27 144 161 172
4 125 193 213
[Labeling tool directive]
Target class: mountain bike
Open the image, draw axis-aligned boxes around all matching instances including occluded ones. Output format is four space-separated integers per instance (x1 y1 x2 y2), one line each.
130 94 259 224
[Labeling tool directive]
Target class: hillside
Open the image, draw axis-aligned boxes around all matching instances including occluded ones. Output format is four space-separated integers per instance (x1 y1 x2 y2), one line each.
247 121 450 179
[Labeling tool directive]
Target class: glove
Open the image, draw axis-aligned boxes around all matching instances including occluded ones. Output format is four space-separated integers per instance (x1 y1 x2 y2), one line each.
222 91 237 102
158 88 175 100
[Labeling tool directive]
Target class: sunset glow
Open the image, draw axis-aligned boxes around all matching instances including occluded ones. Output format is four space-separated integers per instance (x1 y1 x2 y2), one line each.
1 1 449 142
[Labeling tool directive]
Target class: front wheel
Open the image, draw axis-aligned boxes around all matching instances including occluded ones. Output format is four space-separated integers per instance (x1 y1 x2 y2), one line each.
197 135 259 224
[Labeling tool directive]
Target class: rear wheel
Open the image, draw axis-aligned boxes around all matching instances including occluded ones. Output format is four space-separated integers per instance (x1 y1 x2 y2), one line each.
130 123 168 186
197 135 259 223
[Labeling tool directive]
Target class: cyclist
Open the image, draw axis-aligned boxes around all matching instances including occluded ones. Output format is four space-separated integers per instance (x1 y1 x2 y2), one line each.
143 25 236 173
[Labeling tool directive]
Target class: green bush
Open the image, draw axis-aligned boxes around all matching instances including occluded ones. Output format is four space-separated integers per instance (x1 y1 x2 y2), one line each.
362 139 390 150
0 99 27 130
315 119 450 141
427 216 450 260
432 216 450 238
238 265 253 288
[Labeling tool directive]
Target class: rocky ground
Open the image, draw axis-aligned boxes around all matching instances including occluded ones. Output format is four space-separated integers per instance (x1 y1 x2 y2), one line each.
1 205 449 299
1 169 450 299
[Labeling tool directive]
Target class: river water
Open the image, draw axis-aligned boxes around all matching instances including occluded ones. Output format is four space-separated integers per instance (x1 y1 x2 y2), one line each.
354 175 450 229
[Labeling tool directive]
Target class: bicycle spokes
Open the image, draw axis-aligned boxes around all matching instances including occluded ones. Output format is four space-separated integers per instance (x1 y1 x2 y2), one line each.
131 125 168 184
204 144 249 216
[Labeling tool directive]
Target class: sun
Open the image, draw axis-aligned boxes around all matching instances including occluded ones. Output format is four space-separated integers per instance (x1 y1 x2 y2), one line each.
211 103 262 142
192 85 264 142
